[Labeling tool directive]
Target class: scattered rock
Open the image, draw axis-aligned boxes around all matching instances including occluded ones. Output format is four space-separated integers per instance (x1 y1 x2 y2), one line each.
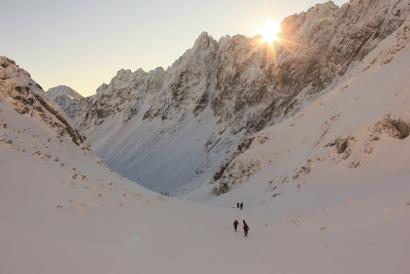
377 116 410 139
237 137 255 153
211 182 230 195
335 137 349 154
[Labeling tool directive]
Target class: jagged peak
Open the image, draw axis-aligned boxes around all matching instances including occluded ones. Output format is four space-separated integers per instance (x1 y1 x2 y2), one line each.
193 31 217 49
308 1 339 12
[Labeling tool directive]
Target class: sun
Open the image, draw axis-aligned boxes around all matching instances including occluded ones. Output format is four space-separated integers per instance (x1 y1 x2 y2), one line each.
258 20 281 44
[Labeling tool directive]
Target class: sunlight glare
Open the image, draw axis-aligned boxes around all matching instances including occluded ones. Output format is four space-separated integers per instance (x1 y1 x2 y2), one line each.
258 20 281 44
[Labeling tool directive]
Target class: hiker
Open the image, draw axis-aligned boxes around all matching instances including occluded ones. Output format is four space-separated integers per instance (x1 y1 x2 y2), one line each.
233 220 239 232
236 202 240 209
240 202 243 210
243 220 249 237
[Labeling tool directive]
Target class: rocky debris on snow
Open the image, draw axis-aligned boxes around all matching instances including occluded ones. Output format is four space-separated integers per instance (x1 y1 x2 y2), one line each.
293 160 313 181
334 137 350 154
272 192 281 199
335 137 350 154
314 115 340 147
348 161 361 169
376 116 410 139
0 137 13 145
326 136 352 158
211 182 231 196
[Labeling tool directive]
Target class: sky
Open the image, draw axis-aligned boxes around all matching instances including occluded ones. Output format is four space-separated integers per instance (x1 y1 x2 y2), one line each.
0 0 348 96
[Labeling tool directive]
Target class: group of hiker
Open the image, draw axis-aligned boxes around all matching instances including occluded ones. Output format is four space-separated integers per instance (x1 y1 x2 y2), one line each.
233 219 249 237
233 202 249 237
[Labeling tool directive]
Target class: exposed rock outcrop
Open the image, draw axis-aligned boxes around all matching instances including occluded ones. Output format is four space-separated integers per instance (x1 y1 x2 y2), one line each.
0 57 86 147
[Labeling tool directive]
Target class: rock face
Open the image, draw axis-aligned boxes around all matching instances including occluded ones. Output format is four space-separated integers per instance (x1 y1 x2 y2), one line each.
51 0 410 194
47 85 83 120
0 57 85 146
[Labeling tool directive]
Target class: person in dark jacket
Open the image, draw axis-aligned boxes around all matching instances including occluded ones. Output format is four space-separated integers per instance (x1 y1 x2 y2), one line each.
233 220 239 232
240 202 243 210
236 202 240 209
243 220 249 237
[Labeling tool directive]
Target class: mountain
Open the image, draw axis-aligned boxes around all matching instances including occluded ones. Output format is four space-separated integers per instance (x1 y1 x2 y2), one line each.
56 0 410 196
47 85 83 120
195 13 410 202
47 85 83 101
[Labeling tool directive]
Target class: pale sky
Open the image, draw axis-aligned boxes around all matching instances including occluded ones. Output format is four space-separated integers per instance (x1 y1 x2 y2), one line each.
0 0 348 96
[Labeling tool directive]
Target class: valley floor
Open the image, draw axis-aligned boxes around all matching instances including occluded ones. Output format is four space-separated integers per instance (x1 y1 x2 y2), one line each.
1 131 410 274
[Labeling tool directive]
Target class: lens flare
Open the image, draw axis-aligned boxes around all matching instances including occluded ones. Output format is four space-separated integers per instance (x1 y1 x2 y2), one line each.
258 20 281 44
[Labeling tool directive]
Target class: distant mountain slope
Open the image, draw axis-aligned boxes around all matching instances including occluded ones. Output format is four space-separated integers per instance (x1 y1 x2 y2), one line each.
47 85 83 119
50 0 410 196
47 85 83 101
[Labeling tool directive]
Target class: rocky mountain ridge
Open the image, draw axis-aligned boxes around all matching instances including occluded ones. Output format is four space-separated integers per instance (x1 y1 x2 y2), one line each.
0 57 85 146
50 0 410 195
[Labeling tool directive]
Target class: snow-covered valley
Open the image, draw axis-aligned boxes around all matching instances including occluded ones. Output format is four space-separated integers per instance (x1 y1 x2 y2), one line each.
2 0 410 273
